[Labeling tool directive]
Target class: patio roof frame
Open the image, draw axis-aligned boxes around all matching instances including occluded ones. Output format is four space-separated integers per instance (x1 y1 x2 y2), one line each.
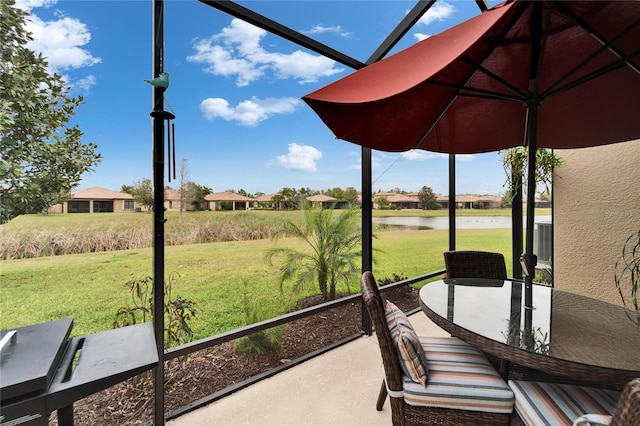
152 1 491 423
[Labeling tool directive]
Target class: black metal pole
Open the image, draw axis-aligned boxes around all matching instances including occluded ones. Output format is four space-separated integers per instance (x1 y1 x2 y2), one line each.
361 147 372 335
152 0 165 423
524 110 537 310
524 1 542 312
448 154 456 251
512 169 523 279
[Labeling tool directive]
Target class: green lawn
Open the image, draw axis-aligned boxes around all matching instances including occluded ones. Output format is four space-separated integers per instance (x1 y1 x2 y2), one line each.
1 225 513 340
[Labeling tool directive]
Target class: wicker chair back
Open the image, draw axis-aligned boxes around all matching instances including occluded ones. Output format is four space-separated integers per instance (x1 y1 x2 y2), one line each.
444 250 507 280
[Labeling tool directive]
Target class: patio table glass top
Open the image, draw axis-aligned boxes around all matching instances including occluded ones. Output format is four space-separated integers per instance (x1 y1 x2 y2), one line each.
420 279 640 387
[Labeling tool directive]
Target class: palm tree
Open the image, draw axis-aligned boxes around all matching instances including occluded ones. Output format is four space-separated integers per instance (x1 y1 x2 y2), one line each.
265 206 362 300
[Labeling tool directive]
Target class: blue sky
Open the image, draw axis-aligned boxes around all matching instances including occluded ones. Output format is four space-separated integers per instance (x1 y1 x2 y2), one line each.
16 0 508 197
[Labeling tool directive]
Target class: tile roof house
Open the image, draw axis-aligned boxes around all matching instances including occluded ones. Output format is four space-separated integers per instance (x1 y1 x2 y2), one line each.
49 187 136 213
307 194 337 209
164 189 184 211
373 192 420 209
204 192 256 211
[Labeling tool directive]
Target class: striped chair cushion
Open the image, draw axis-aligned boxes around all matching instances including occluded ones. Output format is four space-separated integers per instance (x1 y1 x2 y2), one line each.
384 301 429 386
572 414 612 426
509 380 620 426
402 337 514 414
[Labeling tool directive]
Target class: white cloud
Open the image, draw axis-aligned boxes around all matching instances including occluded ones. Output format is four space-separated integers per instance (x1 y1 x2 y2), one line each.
417 1 456 26
402 150 445 161
14 0 100 92
456 154 476 161
350 151 382 170
276 143 323 172
188 18 343 86
414 33 431 42
302 25 352 38
14 0 56 11
24 11 101 74
199 96 301 127
74 75 97 91
401 150 475 161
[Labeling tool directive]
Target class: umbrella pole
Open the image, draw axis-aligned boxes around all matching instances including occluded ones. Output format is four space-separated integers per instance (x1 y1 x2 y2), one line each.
523 1 542 313
524 106 538 312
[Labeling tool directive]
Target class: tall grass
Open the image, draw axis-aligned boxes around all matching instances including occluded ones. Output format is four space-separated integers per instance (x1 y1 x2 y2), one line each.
0 209 543 260
0 211 305 259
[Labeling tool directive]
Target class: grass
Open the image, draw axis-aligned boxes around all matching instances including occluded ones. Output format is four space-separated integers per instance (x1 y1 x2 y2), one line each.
1 221 514 341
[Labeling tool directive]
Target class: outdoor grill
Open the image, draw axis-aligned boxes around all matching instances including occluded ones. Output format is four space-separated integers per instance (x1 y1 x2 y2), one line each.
1 318 158 425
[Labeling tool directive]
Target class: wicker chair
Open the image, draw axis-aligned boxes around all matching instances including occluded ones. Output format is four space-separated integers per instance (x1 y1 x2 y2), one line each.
361 271 513 426
611 378 640 426
509 378 640 426
443 250 507 280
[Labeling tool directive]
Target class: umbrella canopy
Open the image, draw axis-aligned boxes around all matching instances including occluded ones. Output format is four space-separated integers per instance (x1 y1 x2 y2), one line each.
303 1 640 154
303 0 640 309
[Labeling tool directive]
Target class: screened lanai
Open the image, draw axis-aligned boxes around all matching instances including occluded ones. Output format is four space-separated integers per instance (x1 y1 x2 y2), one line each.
143 0 640 424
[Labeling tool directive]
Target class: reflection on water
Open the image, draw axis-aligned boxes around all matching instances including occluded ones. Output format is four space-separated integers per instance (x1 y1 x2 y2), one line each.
373 216 551 230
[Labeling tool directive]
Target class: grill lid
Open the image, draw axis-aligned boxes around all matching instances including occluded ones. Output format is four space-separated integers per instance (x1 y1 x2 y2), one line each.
1 318 73 401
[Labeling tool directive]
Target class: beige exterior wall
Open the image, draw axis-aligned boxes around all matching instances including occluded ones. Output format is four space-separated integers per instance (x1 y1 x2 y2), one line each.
554 139 640 306
49 198 137 213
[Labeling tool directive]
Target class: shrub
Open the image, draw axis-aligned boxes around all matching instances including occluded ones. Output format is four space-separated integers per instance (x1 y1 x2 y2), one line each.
113 273 200 349
234 282 283 355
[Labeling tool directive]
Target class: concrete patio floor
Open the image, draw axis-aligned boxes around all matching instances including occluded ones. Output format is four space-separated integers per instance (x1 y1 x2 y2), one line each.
167 313 449 426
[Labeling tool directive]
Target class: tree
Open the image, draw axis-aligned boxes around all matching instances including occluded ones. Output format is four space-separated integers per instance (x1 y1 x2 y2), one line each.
265 207 362 300
178 158 189 215
183 182 211 210
122 179 153 211
324 187 344 201
279 187 296 210
501 147 564 199
0 0 102 223
343 187 359 206
374 196 390 209
500 190 513 208
417 185 438 210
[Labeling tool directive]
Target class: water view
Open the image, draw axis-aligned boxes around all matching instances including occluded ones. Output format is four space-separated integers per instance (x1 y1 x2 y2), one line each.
373 216 552 231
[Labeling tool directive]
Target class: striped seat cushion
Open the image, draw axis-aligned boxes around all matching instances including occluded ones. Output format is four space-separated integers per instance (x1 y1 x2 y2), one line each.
402 337 514 414
509 380 620 426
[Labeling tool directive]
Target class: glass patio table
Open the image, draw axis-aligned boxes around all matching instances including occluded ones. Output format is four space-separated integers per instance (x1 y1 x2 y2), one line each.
419 278 640 388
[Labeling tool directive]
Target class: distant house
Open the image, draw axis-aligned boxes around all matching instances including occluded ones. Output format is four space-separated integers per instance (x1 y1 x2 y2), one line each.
373 192 420 209
49 187 136 213
164 189 180 211
255 193 277 209
205 192 256 211
436 194 501 209
386 193 420 209
307 194 337 209
475 195 502 209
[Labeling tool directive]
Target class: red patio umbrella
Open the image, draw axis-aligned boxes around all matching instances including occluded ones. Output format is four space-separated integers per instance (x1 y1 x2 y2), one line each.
303 0 640 308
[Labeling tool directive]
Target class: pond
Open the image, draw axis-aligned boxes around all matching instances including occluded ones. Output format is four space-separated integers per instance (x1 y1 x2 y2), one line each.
373 215 552 231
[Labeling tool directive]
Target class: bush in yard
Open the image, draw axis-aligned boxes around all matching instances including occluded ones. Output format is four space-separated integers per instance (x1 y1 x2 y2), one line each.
113 273 200 349
265 206 361 300
234 283 283 355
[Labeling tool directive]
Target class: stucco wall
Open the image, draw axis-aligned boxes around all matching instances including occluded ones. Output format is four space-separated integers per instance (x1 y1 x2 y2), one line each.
554 139 640 306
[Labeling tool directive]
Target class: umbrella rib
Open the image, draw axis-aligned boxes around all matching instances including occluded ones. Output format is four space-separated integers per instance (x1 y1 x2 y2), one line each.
460 56 529 99
544 49 640 99
543 18 640 97
413 1 530 151
553 2 640 76
428 79 524 103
